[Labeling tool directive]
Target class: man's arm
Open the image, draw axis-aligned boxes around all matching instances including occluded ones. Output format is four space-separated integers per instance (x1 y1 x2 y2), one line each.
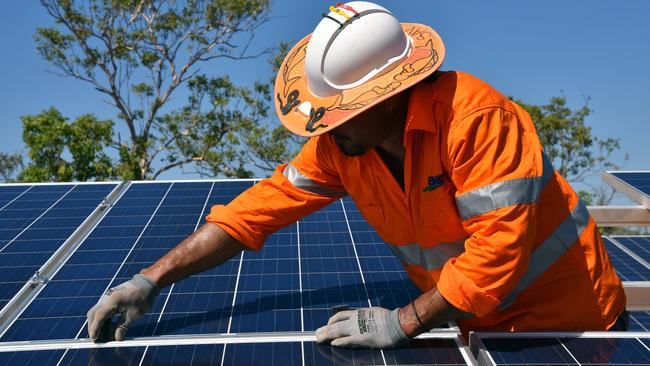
398 288 464 337
87 223 244 341
141 223 245 288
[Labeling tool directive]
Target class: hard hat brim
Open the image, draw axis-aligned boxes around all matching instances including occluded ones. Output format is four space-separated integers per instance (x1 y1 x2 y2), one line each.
274 23 445 137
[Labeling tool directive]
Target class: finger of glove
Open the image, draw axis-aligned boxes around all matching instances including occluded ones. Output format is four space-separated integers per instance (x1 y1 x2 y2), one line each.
315 322 351 344
114 319 129 341
327 310 352 325
331 336 357 348
114 308 142 341
87 303 118 341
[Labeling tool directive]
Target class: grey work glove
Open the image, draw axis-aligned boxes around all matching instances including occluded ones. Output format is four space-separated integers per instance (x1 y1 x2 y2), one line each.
315 307 409 349
87 274 159 342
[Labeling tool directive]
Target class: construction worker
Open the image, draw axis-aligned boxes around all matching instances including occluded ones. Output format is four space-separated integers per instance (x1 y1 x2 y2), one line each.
87 1 627 348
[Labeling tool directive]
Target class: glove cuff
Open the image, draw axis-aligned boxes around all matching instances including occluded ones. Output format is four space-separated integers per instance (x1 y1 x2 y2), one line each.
132 274 161 298
388 308 409 346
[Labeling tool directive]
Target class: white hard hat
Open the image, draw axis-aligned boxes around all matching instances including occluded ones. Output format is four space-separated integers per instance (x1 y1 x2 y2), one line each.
305 1 412 97
274 1 445 136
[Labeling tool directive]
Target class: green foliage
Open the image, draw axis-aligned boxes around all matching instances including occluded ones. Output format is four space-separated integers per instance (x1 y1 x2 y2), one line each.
32 0 295 180
512 94 627 205
0 152 24 183
20 108 115 182
154 74 296 178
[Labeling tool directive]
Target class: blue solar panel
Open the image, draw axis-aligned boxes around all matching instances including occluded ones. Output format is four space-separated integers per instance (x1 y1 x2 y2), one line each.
476 336 650 365
0 182 174 341
0 185 31 210
630 311 650 331
0 185 73 246
610 172 650 198
0 349 63 365
342 197 421 310
611 236 650 264
0 180 647 365
0 339 468 366
602 237 650 281
0 184 116 309
141 181 253 337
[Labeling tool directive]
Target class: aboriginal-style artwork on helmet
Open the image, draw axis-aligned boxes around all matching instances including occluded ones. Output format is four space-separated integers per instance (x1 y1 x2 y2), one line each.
273 2 445 137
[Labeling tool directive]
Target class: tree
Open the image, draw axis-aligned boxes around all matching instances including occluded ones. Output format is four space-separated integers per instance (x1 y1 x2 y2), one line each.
20 108 115 182
0 153 24 183
35 0 295 180
512 94 628 205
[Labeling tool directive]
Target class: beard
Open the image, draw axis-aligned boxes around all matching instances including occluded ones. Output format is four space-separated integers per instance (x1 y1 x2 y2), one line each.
336 142 367 156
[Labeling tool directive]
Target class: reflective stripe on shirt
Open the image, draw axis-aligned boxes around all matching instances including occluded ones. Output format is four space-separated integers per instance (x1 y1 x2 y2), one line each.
387 239 466 270
387 199 591 314
455 153 555 221
283 163 346 197
499 198 591 310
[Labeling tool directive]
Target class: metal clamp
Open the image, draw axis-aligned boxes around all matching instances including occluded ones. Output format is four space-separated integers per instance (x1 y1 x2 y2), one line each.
29 271 48 287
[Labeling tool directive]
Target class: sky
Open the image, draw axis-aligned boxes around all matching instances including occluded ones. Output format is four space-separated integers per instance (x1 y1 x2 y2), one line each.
0 1 648 186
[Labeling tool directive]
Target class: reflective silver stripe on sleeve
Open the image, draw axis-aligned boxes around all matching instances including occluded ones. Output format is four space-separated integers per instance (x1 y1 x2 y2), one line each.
455 152 555 221
499 199 591 310
387 239 466 270
283 163 346 197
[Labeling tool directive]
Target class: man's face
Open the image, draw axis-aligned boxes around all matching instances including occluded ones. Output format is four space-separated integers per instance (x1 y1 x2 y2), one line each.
328 97 399 156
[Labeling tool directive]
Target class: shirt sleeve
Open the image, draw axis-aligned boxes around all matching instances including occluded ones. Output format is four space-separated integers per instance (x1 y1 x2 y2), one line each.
205 135 345 251
436 106 544 317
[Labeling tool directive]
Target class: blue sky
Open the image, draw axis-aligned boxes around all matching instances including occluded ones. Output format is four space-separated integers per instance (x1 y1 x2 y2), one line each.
0 1 648 184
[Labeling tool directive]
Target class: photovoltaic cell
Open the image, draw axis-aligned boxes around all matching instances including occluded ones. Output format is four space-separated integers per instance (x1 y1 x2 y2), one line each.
2 180 647 365
300 200 378 331
0 182 173 342
602 237 650 281
0 185 31 210
342 197 421 310
0 349 63 365
563 337 650 364
611 236 650 264
0 339 469 366
0 184 116 309
630 311 650 331
228 224 301 333
610 172 650 198
141 181 253 338
478 336 650 365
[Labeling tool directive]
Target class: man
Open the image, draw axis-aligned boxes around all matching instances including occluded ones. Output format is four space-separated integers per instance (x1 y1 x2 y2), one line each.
87 1 627 348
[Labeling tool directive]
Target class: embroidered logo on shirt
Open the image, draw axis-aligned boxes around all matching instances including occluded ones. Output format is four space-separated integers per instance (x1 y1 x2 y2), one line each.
422 175 444 192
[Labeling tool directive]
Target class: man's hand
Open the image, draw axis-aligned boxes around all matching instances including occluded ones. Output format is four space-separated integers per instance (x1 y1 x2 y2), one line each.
315 307 409 349
87 274 159 342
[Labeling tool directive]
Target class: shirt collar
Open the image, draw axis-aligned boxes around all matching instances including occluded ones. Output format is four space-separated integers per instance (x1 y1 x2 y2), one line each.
404 81 437 143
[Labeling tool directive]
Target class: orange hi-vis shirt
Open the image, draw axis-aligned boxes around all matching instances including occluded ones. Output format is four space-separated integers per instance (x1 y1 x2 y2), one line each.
207 71 626 334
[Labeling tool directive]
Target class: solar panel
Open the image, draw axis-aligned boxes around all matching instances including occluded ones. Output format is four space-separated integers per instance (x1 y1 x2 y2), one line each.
0 185 31 210
611 236 650 264
471 333 650 366
0 183 117 309
0 338 469 366
0 180 647 365
602 237 650 281
604 171 650 207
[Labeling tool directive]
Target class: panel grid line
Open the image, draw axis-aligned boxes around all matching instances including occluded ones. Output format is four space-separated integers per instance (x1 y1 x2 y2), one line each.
139 181 216 366
609 236 650 270
339 198 388 366
558 338 582 366
0 185 77 253
0 183 123 339
296 219 306 366
220 251 245 366
56 183 175 366
0 186 32 212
